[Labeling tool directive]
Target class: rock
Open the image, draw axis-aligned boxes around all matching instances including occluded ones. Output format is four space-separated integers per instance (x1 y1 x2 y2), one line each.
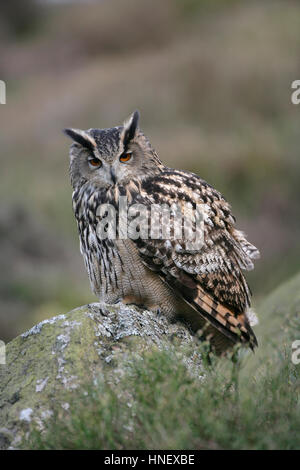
240 271 300 380
0 302 202 449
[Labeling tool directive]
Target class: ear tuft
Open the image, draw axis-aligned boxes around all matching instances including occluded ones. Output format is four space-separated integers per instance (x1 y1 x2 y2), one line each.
63 128 96 151
122 110 140 146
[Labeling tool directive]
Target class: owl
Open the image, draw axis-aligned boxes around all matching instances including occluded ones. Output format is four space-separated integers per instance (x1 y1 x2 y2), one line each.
64 111 260 354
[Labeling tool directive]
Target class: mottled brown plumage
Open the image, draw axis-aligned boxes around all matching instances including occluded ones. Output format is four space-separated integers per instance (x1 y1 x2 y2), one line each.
64 111 260 354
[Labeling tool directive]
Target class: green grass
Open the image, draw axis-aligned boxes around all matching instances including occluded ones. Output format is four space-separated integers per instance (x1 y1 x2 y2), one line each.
24 273 300 450
23 345 299 450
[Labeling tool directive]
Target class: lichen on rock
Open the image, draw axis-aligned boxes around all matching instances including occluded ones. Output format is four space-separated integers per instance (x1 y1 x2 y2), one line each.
0 302 203 449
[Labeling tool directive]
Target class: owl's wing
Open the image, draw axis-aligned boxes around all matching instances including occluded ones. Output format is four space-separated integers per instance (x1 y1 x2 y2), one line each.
132 169 260 349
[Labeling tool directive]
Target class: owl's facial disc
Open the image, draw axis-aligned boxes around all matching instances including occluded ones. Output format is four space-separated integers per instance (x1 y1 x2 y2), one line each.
65 110 162 189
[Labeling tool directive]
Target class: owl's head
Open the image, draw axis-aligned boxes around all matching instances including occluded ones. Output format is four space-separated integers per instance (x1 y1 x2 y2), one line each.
64 111 162 189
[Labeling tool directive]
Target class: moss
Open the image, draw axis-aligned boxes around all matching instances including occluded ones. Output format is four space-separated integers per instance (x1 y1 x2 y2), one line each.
2 273 300 449
22 273 300 450
0 303 202 449
241 271 300 380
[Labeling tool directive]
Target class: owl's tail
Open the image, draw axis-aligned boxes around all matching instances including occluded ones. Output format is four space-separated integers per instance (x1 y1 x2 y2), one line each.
182 284 258 352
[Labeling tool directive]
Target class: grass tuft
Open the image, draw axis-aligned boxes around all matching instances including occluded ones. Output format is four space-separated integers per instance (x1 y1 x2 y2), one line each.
24 336 300 449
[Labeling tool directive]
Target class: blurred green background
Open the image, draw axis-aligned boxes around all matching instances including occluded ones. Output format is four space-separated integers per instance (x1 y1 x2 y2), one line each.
0 0 300 341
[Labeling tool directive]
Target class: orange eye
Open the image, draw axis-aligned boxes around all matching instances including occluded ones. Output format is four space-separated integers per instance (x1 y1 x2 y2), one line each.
119 153 132 163
88 157 102 168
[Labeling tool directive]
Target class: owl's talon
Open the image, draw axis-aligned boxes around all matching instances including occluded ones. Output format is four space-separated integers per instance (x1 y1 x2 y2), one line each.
156 308 162 317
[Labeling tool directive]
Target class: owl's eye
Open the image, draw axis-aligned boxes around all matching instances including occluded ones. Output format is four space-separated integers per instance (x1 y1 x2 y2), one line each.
119 152 132 163
88 157 102 168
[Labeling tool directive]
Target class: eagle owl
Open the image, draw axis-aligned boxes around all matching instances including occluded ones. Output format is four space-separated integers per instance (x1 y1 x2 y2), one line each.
64 111 260 354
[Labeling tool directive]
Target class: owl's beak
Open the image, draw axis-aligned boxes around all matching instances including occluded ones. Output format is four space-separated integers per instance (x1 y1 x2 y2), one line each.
110 167 117 185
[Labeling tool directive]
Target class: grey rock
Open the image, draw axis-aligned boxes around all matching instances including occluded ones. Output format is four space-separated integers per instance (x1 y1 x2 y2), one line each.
0 302 203 449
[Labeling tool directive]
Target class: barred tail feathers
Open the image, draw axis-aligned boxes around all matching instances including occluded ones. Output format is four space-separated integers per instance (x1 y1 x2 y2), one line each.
183 284 258 350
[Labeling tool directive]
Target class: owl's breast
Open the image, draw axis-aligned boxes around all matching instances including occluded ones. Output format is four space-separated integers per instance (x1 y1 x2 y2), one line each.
79 227 183 318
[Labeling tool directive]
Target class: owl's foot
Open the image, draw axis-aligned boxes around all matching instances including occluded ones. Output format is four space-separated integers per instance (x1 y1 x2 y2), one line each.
155 307 162 317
